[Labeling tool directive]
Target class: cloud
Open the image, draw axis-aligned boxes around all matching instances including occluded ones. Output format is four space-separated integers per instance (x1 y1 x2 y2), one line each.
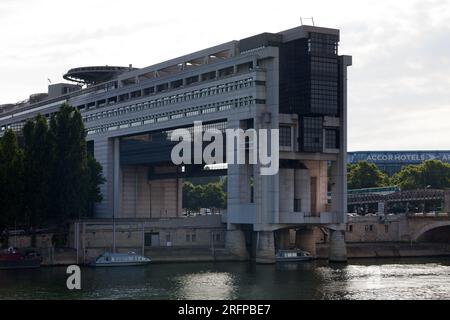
344 0 450 150
1 0 449 151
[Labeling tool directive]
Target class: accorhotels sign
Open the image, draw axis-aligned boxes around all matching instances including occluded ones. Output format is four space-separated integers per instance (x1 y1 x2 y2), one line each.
363 153 450 163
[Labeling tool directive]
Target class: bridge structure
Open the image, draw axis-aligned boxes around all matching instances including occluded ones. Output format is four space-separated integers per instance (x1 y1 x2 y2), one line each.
0 25 352 263
348 189 450 214
346 213 450 244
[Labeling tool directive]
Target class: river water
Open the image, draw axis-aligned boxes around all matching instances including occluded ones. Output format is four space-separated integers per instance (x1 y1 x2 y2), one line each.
1 258 450 300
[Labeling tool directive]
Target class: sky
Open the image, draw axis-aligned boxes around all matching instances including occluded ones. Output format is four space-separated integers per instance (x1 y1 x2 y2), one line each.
1 0 449 151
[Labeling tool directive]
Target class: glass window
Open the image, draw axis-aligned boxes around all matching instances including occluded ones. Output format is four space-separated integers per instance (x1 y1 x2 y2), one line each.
301 117 323 152
280 126 292 147
325 129 339 149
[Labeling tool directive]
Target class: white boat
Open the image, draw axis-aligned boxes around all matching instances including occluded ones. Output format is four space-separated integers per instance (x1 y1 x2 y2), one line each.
276 249 313 262
90 252 151 267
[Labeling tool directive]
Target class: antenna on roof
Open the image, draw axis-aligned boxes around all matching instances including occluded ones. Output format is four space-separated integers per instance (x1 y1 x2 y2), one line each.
300 17 315 26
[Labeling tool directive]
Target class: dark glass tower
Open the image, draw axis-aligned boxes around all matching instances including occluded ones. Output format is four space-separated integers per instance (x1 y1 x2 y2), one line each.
279 32 340 152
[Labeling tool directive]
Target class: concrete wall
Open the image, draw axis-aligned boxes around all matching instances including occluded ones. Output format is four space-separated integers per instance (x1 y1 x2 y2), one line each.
69 215 225 251
4 233 54 249
120 165 182 218
303 160 328 215
279 169 294 212
345 214 450 243
279 168 312 214
345 216 400 242
295 169 311 213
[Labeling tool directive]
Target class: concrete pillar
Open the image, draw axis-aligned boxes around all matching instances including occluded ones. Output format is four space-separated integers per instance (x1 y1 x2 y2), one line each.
226 120 241 221
113 137 121 219
444 189 450 214
295 227 316 256
225 229 248 260
330 160 346 223
328 229 347 263
303 160 328 215
177 178 183 217
93 137 115 218
255 231 275 264
276 228 291 249
295 169 311 212
279 169 294 212
377 201 386 215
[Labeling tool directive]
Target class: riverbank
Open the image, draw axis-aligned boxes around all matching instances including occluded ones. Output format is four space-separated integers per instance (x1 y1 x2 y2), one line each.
318 242 450 259
38 242 450 266
40 247 244 266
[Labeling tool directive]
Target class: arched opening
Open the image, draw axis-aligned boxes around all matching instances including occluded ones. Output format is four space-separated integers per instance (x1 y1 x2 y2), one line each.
417 225 450 243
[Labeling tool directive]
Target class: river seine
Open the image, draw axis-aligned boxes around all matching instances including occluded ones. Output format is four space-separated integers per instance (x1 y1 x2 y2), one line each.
1 257 449 300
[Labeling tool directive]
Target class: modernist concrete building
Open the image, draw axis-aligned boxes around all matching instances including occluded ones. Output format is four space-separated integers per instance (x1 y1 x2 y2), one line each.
0 25 352 263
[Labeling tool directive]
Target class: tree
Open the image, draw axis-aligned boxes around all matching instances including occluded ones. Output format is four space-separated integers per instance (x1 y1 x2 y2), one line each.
22 115 52 245
183 181 203 214
183 180 227 214
347 161 389 189
0 105 105 247
83 154 105 217
48 104 87 224
0 129 24 246
392 160 450 190
202 181 226 212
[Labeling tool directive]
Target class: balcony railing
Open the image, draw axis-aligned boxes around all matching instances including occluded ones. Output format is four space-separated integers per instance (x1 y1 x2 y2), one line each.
278 211 339 224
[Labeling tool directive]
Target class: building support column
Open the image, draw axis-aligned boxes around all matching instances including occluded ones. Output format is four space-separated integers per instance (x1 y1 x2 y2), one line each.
178 178 183 217
225 229 248 260
276 228 291 250
444 189 450 214
113 137 121 219
328 229 347 263
295 227 316 256
255 231 275 264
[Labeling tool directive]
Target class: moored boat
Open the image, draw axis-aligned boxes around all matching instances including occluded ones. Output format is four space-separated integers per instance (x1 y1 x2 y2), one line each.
90 251 151 267
276 249 313 262
0 247 42 270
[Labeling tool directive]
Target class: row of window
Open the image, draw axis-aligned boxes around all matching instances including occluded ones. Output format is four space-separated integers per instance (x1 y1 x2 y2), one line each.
279 126 292 147
347 224 389 233
80 77 256 120
86 96 260 135
0 122 24 132
302 117 323 152
281 125 339 151
307 33 339 56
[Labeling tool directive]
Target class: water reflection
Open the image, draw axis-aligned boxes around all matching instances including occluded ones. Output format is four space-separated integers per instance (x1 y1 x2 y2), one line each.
314 260 450 300
1 258 450 300
175 272 236 300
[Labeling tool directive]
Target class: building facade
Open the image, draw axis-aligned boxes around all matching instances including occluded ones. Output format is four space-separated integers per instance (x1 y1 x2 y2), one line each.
0 25 351 263
348 151 450 176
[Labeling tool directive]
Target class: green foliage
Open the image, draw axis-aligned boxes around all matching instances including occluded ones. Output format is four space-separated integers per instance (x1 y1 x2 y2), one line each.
0 130 24 231
48 103 88 224
392 160 450 190
202 181 226 210
84 153 105 216
22 115 52 230
183 180 227 213
183 181 203 213
347 161 390 189
0 104 105 242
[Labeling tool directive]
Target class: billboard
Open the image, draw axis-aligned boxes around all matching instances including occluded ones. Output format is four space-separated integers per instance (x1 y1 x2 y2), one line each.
348 151 450 164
